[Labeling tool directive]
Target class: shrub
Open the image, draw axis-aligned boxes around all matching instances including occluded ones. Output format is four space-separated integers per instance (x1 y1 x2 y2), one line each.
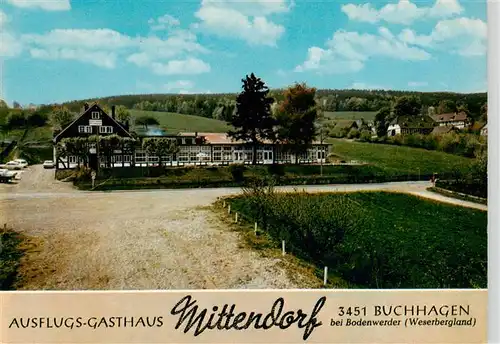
74 166 92 182
347 128 360 139
229 164 246 182
267 164 285 176
6 112 26 129
26 112 48 127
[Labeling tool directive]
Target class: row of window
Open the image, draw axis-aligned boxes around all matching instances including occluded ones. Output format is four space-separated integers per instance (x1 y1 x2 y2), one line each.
78 125 114 134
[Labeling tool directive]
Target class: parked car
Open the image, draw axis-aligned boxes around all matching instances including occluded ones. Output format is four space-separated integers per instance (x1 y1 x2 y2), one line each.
43 160 55 169
14 159 28 168
0 161 22 170
0 168 17 183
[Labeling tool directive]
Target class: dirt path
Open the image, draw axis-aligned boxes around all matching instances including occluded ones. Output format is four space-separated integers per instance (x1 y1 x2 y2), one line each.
0 166 486 290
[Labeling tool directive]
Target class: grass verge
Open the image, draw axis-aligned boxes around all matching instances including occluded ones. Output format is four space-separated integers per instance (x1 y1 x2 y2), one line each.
428 186 487 205
211 201 351 288
0 229 25 290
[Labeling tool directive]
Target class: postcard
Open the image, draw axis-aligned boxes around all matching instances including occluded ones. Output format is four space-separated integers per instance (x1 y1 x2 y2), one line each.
0 0 493 343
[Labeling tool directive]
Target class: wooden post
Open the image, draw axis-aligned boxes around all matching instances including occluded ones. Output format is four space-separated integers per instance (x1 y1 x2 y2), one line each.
235 213 238 223
223 201 226 208
282 240 285 256
324 266 328 286
228 205 231 214
254 222 257 234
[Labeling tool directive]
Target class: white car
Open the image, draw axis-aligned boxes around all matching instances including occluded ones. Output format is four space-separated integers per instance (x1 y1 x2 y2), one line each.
43 160 55 169
1 161 22 170
14 159 28 168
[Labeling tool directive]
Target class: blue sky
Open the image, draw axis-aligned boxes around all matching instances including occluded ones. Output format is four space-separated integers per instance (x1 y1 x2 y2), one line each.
0 0 487 105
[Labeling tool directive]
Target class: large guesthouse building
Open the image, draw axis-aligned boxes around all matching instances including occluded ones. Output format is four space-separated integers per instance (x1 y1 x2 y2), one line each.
53 103 330 170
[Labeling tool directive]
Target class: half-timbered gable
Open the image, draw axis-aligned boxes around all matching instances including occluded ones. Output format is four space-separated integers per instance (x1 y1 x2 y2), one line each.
53 103 132 144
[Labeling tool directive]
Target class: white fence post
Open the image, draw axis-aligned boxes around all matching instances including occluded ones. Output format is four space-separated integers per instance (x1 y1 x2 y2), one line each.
235 213 238 223
223 201 226 208
282 240 285 256
324 266 328 286
254 222 257 234
228 205 231 214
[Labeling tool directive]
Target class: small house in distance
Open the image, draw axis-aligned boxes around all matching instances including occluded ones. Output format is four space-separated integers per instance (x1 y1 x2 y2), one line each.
387 115 435 136
480 123 487 136
430 112 470 129
431 125 459 135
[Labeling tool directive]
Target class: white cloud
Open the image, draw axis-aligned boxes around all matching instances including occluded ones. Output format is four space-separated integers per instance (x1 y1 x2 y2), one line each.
148 14 181 31
0 10 8 27
0 32 23 57
150 58 211 75
349 82 388 90
29 48 117 68
22 29 136 50
163 80 195 91
6 0 70 11
193 0 291 46
295 28 430 74
408 81 428 87
341 0 463 25
399 17 487 57
19 26 210 74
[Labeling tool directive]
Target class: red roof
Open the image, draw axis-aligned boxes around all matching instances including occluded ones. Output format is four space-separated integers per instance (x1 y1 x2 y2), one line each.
431 112 468 123
178 132 326 145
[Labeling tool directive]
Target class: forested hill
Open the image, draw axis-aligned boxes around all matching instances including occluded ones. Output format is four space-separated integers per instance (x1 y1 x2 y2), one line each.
57 89 487 122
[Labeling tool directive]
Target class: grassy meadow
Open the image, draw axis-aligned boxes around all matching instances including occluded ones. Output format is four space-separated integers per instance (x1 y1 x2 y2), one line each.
329 138 475 175
130 110 231 133
226 190 487 289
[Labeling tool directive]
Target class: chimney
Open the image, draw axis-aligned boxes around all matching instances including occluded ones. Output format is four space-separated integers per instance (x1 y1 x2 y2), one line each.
84 102 89 111
111 105 116 119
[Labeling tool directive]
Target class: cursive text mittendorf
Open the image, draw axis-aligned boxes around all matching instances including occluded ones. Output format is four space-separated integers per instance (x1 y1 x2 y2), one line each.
170 295 327 340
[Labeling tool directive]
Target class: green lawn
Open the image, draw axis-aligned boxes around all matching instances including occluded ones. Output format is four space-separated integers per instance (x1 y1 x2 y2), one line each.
328 138 475 175
227 191 487 288
130 110 231 133
324 111 377 121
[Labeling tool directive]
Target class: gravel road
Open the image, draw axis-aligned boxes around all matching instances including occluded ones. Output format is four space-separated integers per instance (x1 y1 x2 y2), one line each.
0 165 486 290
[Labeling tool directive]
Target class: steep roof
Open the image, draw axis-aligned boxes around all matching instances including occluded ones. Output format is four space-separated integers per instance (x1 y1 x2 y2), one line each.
431 112 468 123
390 115 435 129
431 126 458 135
53 102 132 142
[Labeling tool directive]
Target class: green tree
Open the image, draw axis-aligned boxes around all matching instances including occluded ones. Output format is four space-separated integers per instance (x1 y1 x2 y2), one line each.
51 106 75 130
275 83 318 164
0 99 8 109
228 73 276 165
116 105 131 123
374 106 391 137
437 99 457 114
6 111 26 129
135 116 159 130
393 96 422 117
142 138 178 167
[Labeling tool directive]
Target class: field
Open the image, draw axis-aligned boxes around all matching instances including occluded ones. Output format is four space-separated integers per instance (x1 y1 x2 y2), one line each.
226 190 487 289
329 138 475 175
324 111 377 121
130 110 231 133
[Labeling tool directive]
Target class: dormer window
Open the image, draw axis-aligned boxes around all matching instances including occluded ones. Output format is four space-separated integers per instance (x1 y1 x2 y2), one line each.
91 111 100 119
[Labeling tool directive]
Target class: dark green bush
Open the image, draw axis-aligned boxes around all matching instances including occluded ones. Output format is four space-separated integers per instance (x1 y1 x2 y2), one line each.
229 164 246 182
267 164 285 176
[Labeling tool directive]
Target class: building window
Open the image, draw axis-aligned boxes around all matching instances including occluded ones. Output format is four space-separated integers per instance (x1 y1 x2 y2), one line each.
99 126 113 134
91 111 100 119
78 125 92 133
213 151 222 161
135 152 146 163
68 156 77 164
123 155 132 162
